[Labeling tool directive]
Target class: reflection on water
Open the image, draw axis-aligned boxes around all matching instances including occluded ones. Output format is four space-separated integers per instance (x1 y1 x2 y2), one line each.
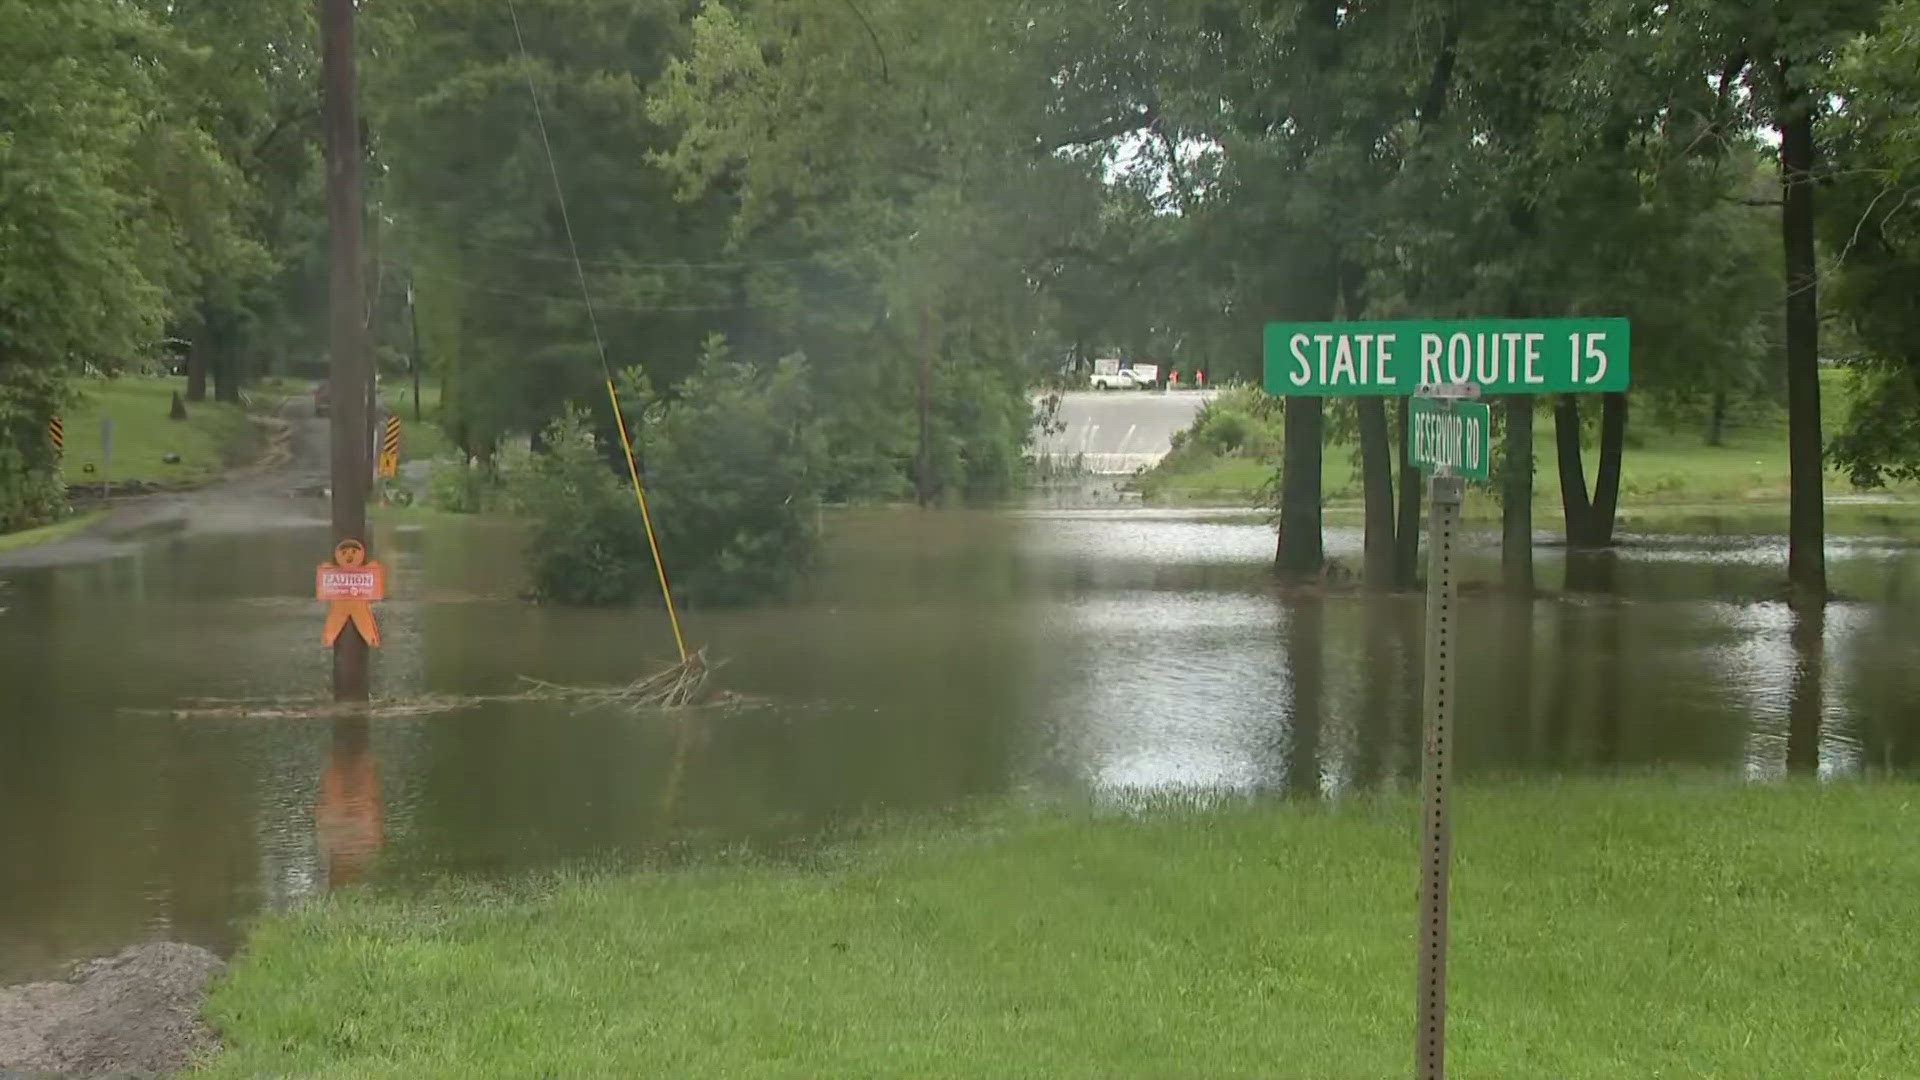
316 719 383 889
1 507 1918 979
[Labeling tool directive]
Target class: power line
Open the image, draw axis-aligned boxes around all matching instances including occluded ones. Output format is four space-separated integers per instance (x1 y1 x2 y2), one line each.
388 224 853 273
399 261 883 313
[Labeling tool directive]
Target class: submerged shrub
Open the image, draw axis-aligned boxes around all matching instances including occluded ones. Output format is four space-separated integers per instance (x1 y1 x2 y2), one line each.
514 408 654 605
518 337 827 607
629 338 827 604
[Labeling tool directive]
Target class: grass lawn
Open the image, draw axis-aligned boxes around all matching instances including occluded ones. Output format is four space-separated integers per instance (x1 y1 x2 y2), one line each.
203 777 1920 1078
0 510 107 553
60 376 256 486
1140 371 1920 512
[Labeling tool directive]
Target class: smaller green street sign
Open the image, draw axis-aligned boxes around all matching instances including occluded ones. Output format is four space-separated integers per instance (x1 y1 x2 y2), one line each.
1264 318 1629 396
1409 397 1490 480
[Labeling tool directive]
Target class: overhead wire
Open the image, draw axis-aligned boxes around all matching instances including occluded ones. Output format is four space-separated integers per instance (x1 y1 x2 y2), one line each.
396 261 883 314
505 0 686 661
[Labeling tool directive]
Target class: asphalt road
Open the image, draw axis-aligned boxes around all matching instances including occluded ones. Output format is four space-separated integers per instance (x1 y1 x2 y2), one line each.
1033 389 1217 474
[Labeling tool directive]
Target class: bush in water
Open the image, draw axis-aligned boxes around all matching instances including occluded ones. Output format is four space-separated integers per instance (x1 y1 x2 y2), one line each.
625 337 827 605
518 337 827 606
513 407 655 606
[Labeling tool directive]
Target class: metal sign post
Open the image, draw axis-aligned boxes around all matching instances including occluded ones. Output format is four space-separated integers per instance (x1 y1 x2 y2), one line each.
1417 467 1463 1079
1409 382 1476 1079
1259 317 1631 1080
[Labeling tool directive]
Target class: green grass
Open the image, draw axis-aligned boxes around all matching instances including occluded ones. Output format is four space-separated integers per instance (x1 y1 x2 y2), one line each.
0 510 107 553
202 777 1920 1078
60 376 256 486
1141 371 1920 511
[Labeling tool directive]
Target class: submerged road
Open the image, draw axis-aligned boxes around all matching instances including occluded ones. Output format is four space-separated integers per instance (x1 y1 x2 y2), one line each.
1033 389 1218 474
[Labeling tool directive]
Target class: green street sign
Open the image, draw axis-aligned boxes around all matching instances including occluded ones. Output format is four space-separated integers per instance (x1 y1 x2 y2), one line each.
1409 397 1490 480
1264 318 1629 396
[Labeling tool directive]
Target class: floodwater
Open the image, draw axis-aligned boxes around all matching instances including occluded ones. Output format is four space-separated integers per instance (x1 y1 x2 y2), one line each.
2 503 1918 981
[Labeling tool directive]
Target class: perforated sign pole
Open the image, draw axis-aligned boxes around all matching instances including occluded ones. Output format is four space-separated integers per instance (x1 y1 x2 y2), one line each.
1416 468 1463 1080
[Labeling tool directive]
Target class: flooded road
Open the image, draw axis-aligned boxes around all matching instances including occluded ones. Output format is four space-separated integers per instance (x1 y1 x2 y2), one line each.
2 505 1917 981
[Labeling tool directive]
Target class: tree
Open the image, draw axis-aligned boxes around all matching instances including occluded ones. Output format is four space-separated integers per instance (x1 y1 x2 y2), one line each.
1690 0 1891 602
653 0 1130 503
365 0 744 461
0 0 231 529
1825 0 1920 489
139 0 317 404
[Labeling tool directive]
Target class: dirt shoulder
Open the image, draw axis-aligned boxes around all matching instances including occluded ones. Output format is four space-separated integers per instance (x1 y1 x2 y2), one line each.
0 943 225 1076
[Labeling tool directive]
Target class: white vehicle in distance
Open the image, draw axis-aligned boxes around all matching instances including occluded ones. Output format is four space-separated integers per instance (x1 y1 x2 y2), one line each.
1088 358 1157 390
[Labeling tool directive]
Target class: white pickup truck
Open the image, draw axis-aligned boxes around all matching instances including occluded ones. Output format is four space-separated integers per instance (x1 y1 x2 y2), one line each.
1089 359 1159 390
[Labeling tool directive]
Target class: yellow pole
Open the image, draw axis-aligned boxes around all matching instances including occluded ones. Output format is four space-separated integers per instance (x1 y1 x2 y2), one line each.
605 377 688 662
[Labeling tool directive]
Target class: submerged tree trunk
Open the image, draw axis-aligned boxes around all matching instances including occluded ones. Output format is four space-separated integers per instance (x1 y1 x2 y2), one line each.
1276 396 1325 576
1589 392 1627 547
1556 393 1627 548
1395 396 1420 588
1358 397 1395 589
1502 395 1534 594
1778 70 1827 604
1554 394 1593 545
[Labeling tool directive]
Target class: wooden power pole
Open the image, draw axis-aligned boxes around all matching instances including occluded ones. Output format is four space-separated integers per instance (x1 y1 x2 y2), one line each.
322 0 371 700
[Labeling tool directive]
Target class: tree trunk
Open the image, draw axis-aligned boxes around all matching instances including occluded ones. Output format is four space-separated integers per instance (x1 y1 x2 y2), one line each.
1554 395 1594 546
916 303 934 507
1706 389 1728 447
1358 398 1395 589
1501 395 1534 594
1589 392 1627 547
185 308 209 403
1276 396 1324 576
1395 396 1420 588
1778 76 1827 604
211 320 242 404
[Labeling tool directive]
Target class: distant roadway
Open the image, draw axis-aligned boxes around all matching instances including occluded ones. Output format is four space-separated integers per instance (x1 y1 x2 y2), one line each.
1033 389 1218 474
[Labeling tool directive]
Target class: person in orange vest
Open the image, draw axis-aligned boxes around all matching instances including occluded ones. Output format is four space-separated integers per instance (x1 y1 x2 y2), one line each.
1196 369 1206 389
1169 367 1180 391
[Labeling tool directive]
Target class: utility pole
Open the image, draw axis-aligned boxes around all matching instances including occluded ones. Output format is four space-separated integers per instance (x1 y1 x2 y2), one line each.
322 0 370 700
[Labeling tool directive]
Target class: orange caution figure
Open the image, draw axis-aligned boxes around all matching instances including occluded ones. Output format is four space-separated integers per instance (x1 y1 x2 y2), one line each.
317 538 384 647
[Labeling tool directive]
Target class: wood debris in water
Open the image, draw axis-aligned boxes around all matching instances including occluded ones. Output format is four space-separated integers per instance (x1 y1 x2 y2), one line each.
519 648 715 710
133 649 722 720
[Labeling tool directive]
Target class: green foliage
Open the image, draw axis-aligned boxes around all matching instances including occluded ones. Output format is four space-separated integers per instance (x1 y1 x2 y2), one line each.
511 407 654 606
516 337 827 607
1161 387 1283 481
1823 0 1920 486
366 0 739 457
0 0 190 369
0 366 67 532
427 458 502 515
626 336 828 604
